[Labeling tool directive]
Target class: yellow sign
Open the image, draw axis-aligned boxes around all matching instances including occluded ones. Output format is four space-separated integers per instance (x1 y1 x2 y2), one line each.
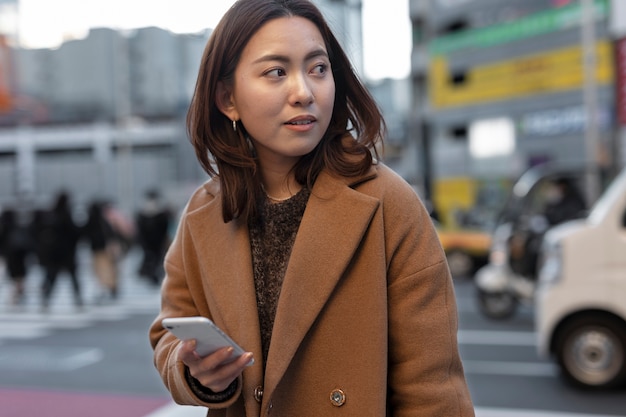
433 177 478 228
429 41 614 109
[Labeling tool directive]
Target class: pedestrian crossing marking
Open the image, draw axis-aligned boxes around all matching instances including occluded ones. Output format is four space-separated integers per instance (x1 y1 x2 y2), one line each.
0 247 161 346
0 346 104 371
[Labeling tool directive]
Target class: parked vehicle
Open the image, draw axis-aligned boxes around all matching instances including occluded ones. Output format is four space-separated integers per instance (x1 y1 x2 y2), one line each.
435 222 492 279
536 168 626 389
474 163 588 319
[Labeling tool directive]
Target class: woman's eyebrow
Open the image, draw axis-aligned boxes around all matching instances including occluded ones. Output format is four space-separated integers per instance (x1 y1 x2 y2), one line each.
252 48 329 65
305 48 330 60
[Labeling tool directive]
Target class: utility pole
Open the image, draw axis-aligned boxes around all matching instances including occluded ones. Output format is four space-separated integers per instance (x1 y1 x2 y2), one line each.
113 33 135 215
581 0 602 203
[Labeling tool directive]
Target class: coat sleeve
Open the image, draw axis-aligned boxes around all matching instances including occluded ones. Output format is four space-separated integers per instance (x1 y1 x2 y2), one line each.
380 171 475 416
148 195 242 409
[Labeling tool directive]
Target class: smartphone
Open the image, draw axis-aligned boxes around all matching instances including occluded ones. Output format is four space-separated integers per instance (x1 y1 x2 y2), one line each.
162 316 253 365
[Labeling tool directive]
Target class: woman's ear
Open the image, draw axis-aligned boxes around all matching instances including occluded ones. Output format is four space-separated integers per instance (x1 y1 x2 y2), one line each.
216 81 239 121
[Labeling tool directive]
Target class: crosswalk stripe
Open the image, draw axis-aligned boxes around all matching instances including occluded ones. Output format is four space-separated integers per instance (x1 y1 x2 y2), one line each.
143 403 206 417
0 247 161 345
474 407 625 417
463 360 558 377
142 403 624 417
458 329 537 346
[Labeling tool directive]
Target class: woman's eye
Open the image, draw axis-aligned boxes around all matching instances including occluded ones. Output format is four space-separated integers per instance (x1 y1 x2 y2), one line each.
311 63 328 75
265 68 286 77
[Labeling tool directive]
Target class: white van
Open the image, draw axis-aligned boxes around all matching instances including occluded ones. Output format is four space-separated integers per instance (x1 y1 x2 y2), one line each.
535 168 626 389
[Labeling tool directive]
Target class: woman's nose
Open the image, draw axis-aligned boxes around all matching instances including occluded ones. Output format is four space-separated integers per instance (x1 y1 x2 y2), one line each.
289 74 314 106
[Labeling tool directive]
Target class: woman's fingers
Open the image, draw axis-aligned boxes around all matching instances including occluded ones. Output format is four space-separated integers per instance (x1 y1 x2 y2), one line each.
178 341 254 392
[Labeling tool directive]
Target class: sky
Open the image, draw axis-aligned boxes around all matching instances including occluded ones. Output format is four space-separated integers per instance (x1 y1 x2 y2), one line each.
7 0 412 81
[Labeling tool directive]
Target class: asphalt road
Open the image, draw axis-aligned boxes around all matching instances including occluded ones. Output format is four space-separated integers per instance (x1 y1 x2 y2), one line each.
0 246 177 417
454 277 626 416
1 250 625 416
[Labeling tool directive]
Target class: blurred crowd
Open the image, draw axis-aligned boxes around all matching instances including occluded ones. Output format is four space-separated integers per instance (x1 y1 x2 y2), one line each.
0 189 173 311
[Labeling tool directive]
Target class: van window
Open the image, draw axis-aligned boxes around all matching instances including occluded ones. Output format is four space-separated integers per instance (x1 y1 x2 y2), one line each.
589 172 626 225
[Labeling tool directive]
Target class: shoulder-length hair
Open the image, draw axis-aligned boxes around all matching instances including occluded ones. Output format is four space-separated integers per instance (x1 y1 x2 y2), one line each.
187 0 385 223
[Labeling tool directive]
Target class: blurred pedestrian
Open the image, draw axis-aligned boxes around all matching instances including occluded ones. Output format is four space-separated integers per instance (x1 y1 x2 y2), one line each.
135 189 172 286
544 177 586 226
0 207 34 306
149 1 474 415
83 200 120 303
102 200 135 258
35 191 83 311
515 177 587 279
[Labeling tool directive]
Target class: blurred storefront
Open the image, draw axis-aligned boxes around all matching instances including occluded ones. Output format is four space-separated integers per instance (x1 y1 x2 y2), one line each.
410 0 622 228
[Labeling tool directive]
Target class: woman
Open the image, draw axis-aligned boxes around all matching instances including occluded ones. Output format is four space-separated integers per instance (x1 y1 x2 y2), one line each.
135 189 172 286
83 200 120 303
0 207 33 306
36 191 83 311
149 1 475 416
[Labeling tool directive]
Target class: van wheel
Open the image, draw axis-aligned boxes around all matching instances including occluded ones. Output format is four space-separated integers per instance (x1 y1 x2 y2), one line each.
446 250 474 278
476 289 517 320
555 315 626 389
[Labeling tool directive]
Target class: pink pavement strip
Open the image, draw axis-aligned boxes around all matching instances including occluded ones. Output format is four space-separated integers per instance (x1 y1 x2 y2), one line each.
0 387 171 417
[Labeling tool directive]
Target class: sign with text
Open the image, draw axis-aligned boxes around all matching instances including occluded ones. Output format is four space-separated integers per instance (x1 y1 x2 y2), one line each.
429 41 614 109
429 0 609 56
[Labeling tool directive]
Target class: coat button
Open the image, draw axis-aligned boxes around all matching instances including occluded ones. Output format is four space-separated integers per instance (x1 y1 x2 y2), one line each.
329 389 346 407
254 385 263 403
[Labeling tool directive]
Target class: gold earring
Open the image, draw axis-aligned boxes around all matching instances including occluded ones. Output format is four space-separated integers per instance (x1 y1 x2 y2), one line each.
232 119 237 132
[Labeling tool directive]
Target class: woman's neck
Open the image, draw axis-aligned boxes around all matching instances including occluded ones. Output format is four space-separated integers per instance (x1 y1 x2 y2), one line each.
261 179 302 201
260 169 301 201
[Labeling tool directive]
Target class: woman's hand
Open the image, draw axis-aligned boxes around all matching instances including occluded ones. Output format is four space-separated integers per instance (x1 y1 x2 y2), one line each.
178 339 254 393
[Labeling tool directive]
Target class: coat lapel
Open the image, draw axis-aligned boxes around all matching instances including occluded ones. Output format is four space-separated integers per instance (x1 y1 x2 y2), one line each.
185 184 263 367
264 169 380 396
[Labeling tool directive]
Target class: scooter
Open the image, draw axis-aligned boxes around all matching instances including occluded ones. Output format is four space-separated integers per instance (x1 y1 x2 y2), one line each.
473 162 588 320
474 222 537 320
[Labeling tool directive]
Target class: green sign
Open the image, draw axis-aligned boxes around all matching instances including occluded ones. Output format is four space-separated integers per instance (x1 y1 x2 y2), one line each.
429 0 609 55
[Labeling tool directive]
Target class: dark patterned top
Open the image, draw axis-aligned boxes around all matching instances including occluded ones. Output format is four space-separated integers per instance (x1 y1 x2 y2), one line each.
248 187 311 365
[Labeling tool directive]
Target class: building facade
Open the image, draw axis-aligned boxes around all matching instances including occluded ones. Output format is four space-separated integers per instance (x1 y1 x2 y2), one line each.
0 0 372 215
12 27 210 125
410 0 621 227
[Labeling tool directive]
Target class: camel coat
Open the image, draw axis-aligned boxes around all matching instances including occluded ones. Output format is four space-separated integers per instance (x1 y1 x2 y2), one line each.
150 163 475 417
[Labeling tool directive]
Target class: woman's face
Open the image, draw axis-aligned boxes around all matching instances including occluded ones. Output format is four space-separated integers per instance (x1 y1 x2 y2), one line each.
222 16 335 169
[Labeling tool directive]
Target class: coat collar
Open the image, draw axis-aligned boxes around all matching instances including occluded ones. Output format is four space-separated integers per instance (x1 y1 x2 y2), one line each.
265 168 379 394
187 166 380 399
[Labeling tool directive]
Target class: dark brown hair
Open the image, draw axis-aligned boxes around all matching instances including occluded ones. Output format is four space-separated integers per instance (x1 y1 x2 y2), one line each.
187 0 385 222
